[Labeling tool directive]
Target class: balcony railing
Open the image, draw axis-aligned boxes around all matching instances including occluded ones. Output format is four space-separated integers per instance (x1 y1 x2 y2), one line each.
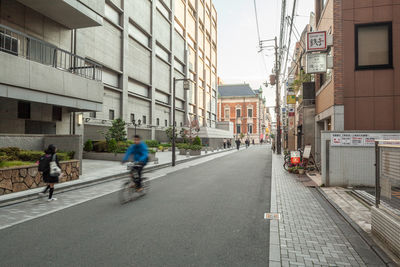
0 24 102 81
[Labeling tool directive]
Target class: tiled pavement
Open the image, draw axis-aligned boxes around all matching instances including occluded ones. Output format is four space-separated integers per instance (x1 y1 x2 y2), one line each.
0 150 236 230
269 154 377 267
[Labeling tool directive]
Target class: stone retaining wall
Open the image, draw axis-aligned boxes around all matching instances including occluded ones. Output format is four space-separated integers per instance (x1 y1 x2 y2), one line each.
0 160 79 195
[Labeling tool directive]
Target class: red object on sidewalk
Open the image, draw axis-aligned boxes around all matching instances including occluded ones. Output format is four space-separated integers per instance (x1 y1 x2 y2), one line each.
291 151 301 164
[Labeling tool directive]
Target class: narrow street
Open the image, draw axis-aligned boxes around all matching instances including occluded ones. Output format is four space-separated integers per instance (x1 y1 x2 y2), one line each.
0 146 272 266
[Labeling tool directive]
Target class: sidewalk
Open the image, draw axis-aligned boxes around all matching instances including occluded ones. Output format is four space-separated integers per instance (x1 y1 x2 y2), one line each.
0 147 239 207
269 153 385 267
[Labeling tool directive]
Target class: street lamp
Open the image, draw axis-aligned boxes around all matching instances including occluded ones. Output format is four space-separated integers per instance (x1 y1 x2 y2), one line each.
172 77 192 166
132 119 141 135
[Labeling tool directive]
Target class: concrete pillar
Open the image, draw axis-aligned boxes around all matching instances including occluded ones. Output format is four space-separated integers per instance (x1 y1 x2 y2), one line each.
121 0 129 128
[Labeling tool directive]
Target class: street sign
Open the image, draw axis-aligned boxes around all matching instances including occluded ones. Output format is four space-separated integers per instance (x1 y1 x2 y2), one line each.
307 31 327 51
288 107 295 117
291 151 301 164
306 53 327 74
287 95 296 104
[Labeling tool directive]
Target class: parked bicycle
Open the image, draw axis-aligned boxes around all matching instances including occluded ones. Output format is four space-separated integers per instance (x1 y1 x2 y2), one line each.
119 162 150 204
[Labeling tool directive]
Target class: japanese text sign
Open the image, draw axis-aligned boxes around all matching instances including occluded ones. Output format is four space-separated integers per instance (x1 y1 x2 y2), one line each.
307 31 327 51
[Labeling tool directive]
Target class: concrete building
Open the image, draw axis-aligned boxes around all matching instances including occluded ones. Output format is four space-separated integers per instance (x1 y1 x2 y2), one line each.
313 0 400 161
0 0 104 135
0 0 218 143
217 84 269 143
83 0 218 142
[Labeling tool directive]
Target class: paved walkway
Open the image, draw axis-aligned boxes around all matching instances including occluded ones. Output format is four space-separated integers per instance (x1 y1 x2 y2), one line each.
269 154 384 267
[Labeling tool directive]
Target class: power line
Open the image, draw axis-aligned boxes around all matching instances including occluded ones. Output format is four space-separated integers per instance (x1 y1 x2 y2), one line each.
253 0 269 74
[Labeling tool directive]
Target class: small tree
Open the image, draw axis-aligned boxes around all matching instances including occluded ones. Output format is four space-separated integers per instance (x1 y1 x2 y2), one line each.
165 127 177 142
102 118 127 142
107 138 118 154
84 139 93 152
193 136 202 146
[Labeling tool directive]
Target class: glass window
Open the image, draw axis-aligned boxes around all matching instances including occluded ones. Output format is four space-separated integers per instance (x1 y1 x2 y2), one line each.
52 106 62 121
236 109 241 118
165 119 168 127
89 112 96 118
18 101 30 119
109 110 115 120
236 124 241 134
356 22 392 69
224 108 229 120
142 115 147 124
157 118 160 126
248 124 253 134
130 113 135 123
248 109 253 118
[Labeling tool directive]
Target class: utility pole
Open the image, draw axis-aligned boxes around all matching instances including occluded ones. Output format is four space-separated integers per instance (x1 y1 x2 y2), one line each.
275 37 282 155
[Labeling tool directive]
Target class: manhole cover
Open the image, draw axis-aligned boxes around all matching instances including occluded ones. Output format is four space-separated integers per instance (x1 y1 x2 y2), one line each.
264 213 281 220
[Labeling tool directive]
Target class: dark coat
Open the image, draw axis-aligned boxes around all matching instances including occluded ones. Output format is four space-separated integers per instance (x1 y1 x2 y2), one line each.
42 154 61 184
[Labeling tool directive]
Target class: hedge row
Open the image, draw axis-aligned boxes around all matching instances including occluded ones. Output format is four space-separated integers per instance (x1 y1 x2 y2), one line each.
0 147 74 162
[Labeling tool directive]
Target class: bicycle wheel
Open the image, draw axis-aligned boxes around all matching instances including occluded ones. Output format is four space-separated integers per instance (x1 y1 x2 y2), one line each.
119 179 134 204
283 161 289 171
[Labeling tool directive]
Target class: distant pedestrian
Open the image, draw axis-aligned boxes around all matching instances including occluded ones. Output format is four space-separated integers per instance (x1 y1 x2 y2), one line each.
245 138 250 148
260 138 264 145
38 144 62 201
227 139 231 148
252 139 255 145
223 139 227 149
235 139 241 150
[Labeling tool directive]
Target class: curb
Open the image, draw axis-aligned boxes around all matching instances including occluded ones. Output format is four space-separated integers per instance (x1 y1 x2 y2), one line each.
316 187 396 266
0 148 237 208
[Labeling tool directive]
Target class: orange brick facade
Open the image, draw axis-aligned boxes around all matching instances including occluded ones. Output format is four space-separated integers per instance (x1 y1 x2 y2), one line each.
218 99 259 137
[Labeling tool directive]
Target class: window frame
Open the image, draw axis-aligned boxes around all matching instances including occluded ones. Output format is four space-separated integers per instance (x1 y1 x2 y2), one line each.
18 101 30 119
224 107 230 120
355 22 393 70
236 124 241 134
109 109 115 120
236 108 241 118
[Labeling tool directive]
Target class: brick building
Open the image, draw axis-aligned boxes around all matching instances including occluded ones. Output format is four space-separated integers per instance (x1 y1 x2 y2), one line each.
217 84 268 143
313 0 400 161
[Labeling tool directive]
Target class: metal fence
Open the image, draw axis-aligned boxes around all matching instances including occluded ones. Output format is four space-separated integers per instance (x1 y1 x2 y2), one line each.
0 24 102 81
375 140 400 214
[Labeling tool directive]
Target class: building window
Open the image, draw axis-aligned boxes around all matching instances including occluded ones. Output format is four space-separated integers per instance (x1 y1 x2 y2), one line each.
236 108 241 118
248 124 253 134
236 124 241 134
248 108 253 118
89 112 96 118
130 113 135 123
157 118 160 126
18 101 30 119
109 109 115 120
142 115 146 124
52 106 62 121
180 122 183 127
355 22 392 70
224 108 230 120
165 119 168 127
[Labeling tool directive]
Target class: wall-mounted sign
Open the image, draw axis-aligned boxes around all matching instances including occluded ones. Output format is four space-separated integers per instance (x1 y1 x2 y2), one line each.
288 107 295 116
287 95 296 104
331 133 400 147
307 31 327 51
306 53 327 74
291 151 301 164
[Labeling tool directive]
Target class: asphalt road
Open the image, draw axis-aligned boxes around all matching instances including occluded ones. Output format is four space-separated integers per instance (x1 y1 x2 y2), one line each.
0 146 272 267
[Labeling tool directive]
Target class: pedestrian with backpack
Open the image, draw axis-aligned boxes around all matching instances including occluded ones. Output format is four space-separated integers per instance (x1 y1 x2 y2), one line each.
38 144 62 201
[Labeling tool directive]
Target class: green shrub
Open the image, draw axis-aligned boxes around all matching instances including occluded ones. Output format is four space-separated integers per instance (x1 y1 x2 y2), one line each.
57 152 71 161
107 139 118 153
84 139 93 152
193 136 202 146
17 151 44 162
0 147 21 160
158 145 164 151
176 143 187 149
188 145 202 151
160 143 172 148
145 140 159 147
148 148 156 154
93 141 108 152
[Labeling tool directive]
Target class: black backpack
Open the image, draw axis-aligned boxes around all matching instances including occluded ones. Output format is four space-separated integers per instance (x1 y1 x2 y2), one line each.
38 154 51 172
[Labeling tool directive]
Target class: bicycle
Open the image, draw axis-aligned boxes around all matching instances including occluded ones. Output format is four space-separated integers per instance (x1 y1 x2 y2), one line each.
119 162 149 204
283 152 291 171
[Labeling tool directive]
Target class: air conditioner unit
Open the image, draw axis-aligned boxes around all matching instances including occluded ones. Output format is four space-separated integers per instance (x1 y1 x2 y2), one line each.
0 32 18 56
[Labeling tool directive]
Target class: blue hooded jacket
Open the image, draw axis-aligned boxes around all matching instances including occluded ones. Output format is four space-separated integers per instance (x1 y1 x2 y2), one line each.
122 141 149 163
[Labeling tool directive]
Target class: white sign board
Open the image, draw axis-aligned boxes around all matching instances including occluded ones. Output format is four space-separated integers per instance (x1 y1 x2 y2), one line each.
303 145 311 159
307 31 327 51
306 53 327 74
331 133 400 147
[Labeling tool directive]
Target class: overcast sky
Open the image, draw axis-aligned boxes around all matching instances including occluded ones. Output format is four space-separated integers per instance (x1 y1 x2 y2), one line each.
213 0 315 108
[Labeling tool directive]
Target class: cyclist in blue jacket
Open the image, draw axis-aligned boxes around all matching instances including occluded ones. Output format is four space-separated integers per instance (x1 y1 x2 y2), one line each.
122 135 148 191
